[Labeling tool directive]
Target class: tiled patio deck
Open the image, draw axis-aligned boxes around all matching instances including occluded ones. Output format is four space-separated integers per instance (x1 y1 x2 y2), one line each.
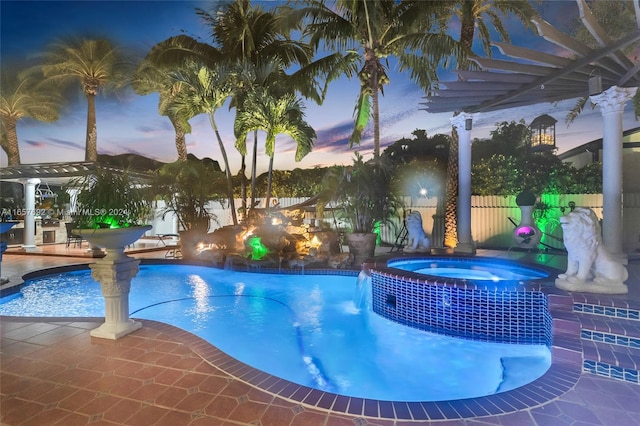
1 244 640 425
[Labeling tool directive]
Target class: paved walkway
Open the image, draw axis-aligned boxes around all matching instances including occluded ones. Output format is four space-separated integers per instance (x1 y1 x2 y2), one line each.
1 246 639 425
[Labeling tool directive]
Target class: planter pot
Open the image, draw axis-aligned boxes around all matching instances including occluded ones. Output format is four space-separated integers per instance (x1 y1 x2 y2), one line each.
513 205 541 249
0 221 18 234
74 225 151 340
346 232 378 264
76 225 151 261
179 229 204 261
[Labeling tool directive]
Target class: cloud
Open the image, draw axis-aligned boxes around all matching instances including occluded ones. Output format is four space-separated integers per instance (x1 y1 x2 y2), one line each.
29 138 84 151
136 119 173 135
22 140 47 148
315 120 354 150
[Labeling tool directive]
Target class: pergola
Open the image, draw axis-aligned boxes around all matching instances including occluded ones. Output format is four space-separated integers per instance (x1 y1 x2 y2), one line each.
421 0 640 257
0 162 152 250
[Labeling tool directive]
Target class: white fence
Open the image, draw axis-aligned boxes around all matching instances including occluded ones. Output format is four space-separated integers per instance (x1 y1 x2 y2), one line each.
149 193 640 253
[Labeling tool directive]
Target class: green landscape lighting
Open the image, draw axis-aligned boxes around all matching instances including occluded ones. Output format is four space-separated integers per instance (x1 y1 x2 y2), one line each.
247 236 269 260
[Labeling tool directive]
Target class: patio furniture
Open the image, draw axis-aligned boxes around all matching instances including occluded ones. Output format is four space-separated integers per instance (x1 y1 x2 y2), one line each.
158 234 181 258
65 222 83 248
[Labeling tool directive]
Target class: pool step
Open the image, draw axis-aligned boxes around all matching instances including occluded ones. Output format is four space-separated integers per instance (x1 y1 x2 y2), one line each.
549 295 582 365
581 339 640 383
573 307 640 385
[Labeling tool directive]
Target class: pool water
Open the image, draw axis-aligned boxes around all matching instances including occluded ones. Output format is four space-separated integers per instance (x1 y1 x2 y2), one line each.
0 264 551 402
389 258 549 281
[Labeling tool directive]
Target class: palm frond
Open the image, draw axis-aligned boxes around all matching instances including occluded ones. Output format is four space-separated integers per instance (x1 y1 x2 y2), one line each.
565 96 588 124
350 88 371 147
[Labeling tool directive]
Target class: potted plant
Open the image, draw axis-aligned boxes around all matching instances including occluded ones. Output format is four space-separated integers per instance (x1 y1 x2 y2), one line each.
67 167 152 339
69 167 152 254
321 153 403 262
149 159 228 260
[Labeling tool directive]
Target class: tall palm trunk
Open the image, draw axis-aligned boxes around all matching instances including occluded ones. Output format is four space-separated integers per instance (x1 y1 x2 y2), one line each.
209 113 238 226
1 118 21 165
85 92 98 162
240 154 247 221
250 130 258 208
442 1 476 248
171 117 188 161
443 125 459 248
266 155 275 208
372 69 380 159
364 43 381 159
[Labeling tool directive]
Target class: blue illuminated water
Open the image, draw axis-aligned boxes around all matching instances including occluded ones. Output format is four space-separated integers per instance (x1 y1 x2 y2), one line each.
389 258 549 281
0 264 551 401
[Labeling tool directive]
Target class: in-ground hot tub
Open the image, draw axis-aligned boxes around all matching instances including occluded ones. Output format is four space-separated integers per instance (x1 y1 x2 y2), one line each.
388 257 549 282
370 257 553 345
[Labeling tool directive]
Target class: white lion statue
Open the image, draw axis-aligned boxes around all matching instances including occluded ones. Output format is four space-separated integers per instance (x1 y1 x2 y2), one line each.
403 211 431 253
555 207 628 294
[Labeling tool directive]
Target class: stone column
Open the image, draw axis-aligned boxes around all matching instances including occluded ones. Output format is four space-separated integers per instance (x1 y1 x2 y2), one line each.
451 113 475 254
589 85 638 258
22 178 40 251
89 256 142 339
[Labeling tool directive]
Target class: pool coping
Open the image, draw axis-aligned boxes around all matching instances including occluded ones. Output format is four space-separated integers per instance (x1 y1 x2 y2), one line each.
1 258 586 422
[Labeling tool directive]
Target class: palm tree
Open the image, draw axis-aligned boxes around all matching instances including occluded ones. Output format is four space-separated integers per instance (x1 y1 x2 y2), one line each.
234 87 316 206
38 38 131 162
441 0 538 248
0 68 62 165
291 0 462 158
200 0 312 70
170 61 239 225
140 1 343 220
131 59 191 161
230 60 286 211
199 0 325 211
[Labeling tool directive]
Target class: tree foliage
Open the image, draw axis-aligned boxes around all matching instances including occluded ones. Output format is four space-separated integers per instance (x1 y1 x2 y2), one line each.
0 67 62 165
320 152 403 233
291 0 461 157
383 129 450 166
149 159 228 232
471 121 602 196
37 38 133 162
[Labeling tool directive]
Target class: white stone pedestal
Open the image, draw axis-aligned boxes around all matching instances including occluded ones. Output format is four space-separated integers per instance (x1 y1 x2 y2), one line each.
555 278 628 295
80 226 151 340
89 256 142 339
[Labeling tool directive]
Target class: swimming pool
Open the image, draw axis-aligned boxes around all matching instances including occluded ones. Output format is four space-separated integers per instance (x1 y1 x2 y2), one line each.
0 264 551 402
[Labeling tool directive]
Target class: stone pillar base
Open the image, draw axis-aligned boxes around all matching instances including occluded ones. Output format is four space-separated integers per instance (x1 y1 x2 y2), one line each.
555 278 628 295
431 247 454 255
403 246 431 254
90 320 142 340
454 242 476 255
609 252 629 265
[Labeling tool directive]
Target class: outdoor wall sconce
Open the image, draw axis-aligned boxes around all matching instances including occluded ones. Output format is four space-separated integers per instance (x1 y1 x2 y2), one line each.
465 118 472 130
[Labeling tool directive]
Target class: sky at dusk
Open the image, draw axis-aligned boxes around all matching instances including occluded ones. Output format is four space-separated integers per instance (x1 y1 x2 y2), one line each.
1 0 638 174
